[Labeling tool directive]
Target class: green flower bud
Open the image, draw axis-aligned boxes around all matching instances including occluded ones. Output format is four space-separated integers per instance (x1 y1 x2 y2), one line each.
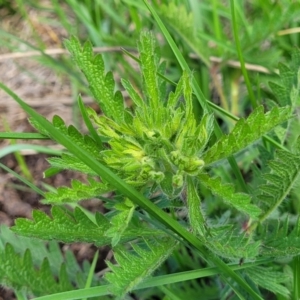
172 172 184 188
149 171 165 183
184 157 205 175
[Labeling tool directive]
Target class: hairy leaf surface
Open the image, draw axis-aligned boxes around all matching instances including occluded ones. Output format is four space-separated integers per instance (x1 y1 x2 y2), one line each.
206 226 260 260
0 225 89 285
43 178 110 203
202 105 291 165
259 218 300 257
12 207 164 246
65 36 124 122
47 154 98 175
0 243 73 296
199 174 261 219
256 147 300 223
186 177 206 235
105 237 178 297
245 267 290 297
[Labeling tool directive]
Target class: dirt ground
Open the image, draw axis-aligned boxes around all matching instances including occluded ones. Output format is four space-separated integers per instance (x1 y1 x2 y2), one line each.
0 4 109 299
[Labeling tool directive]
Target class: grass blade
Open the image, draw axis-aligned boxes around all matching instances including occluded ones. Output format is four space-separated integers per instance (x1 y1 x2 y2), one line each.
77 95 103 149
0 144 63 158
82 250 99 300
0 162 44 196
0 133 49 139
230 0 257 109
33 259 269 299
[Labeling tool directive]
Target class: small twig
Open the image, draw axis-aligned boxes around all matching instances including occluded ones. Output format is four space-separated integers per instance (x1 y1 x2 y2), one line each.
0 47 277 74
0 46 137 61
209 56 278 74
277 27 300 36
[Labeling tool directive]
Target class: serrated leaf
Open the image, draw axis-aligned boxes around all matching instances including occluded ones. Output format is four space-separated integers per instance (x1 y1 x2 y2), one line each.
105 200 135 247
160 172 175 197
67 125 100 156
45 115 103 176
167 72 184 107
256 149 300 222
0 243 73 296
259 218 300 257
195 113 214 154
12 206 111 246
186 177 206 235
268 59 300 145
0 225 87 282
47 153 98 175
206 226 260 260
43 178 110 203
121 78 144 108
246 267 290 297
12 207 165 247
28 117 50 136
269 82 288 107
182 71 193 118
199 174 261 219
65 36 124 121
269 62 295 107
138 31 162 113
202 105 292 165
105 237 178 297
53 115 67 132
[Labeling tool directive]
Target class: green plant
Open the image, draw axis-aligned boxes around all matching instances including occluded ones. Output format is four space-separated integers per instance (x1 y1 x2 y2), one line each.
1 29 300 299
2 1 300 299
